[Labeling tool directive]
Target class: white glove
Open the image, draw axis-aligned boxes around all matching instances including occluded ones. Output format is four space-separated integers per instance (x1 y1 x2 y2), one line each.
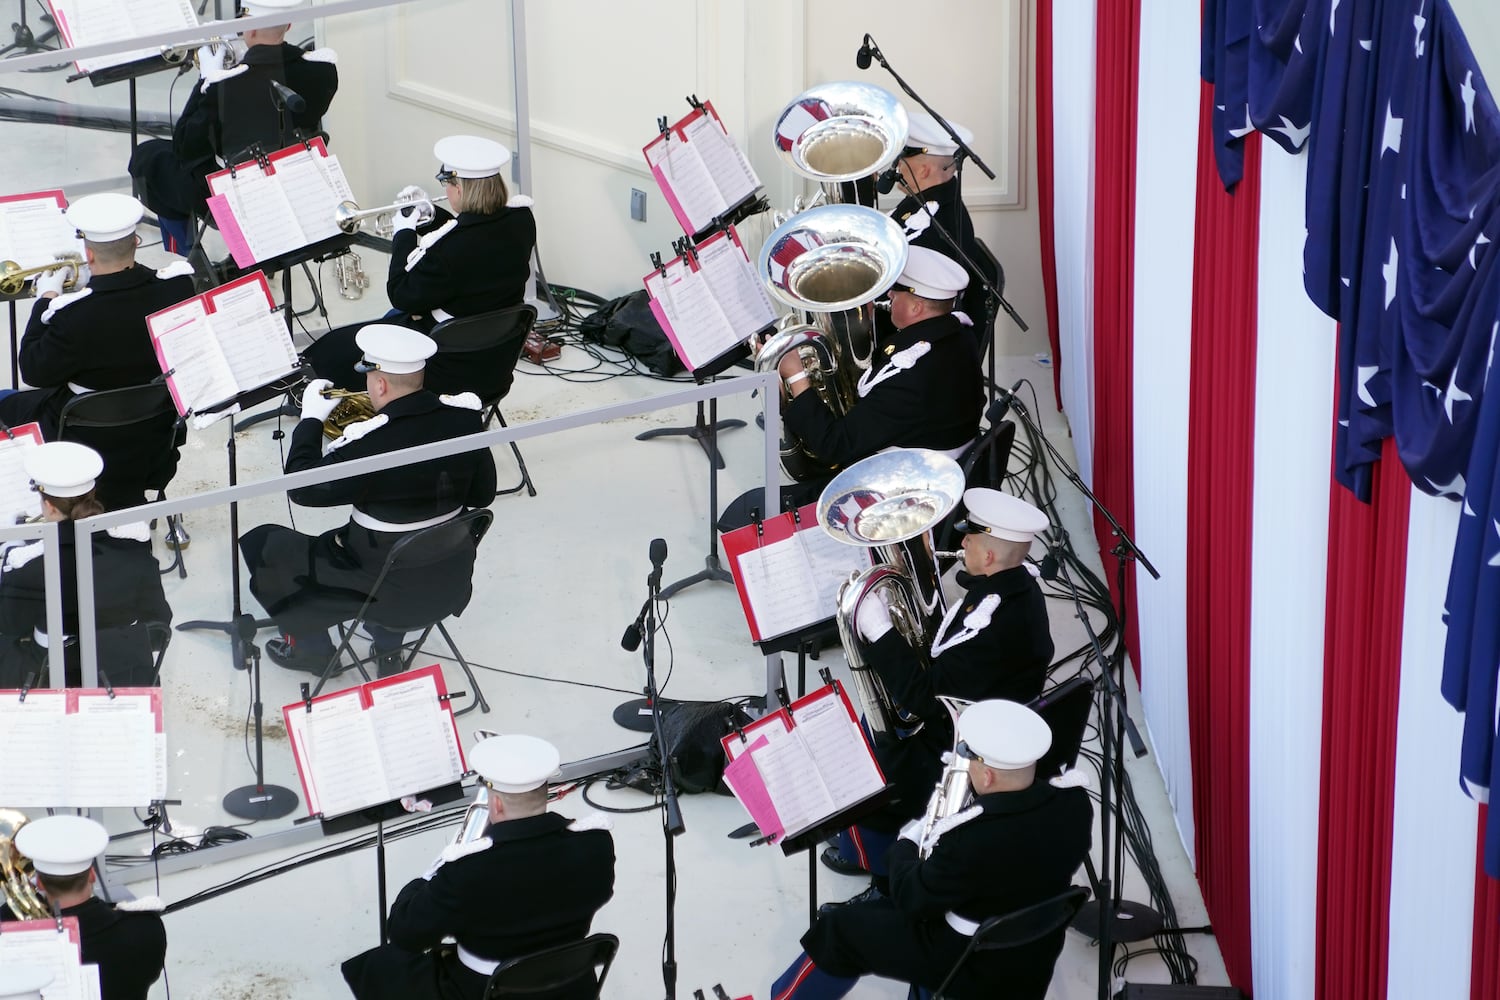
71 261 91 291
34 266 68 299
898 817 924 844
394 185 430 206
299 378 340 423
855 592 893 642
197 44 228 74
390 203 422 235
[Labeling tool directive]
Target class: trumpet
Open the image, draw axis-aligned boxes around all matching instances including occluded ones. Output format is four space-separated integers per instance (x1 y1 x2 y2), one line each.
13 512 43 525
161 37 240 71
333 196 443 236
0 254 83 297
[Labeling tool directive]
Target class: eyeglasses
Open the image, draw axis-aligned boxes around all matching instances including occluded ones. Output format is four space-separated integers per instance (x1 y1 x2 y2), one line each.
353 358 381 374
954 740 982 762
952 518 991 535
434 167 458 186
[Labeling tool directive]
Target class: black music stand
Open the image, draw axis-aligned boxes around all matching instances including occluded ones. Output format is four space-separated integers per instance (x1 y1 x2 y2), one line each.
2 290 24 390
634 345 753 599
0 0 57 58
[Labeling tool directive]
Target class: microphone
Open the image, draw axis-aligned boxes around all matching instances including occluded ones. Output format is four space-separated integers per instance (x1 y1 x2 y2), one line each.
875 166 899 195
856 35 873 70
270 80 306 114
620 610 645 652
649 537 668 571
986 378 1025 424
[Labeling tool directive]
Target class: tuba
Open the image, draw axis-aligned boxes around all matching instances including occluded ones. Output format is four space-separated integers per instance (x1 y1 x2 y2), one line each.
752 83 910 482
0 808 50 920
817 448 965 741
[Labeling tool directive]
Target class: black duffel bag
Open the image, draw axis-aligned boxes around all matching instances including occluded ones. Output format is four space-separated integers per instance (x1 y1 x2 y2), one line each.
578 289 684 377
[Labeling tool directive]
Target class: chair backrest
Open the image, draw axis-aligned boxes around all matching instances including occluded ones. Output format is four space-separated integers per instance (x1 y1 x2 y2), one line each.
483 933 619 1000
936 417 1017 551
930 886 1090 1000
57 384 182 509
351 508 494 631
427 304 538 403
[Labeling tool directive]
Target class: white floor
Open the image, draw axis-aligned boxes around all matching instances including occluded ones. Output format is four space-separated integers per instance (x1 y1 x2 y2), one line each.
0 55 1231 1000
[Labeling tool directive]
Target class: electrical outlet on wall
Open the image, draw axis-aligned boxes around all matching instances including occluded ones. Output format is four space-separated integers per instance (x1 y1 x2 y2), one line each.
630 188 647 222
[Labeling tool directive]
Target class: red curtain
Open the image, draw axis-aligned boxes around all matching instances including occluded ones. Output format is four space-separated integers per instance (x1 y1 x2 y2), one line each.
1036 0 1062 405
1090 0 1142 675
1473 810 1500 999
1315 435 1410 1000
1183 85 1261 996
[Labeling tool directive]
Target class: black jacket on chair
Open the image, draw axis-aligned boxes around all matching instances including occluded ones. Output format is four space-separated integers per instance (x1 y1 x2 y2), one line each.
1 264 196 436
342 812 616 1000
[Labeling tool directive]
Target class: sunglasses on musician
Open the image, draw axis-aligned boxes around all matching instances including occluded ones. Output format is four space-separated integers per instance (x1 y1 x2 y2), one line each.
435 167 458 186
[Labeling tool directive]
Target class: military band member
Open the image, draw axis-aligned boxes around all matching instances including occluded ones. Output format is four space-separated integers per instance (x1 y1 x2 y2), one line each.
822 488 1054 895
7 815 167 1000
303 134 538 400
888 111 999 334
129 0 339 254
0 195 194 454
720 247 983 530
771 700 1091 1000
0 443 172 689
342 734 617 1000
241 325 497 676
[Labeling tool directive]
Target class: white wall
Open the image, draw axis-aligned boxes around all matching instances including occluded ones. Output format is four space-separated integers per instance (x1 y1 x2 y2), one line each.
319 0 1048 357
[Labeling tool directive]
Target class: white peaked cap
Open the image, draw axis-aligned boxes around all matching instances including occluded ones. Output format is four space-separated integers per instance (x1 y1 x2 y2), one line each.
15 814 109 876
956 488 1049 543
896 245 968 300
25 441 104 499
904 110 975 157
241 0 304 18
355 324 436 375
435 135 512 179
0 965 53 1000
470 734 561 794
958 700 1052 770
66 193 143 243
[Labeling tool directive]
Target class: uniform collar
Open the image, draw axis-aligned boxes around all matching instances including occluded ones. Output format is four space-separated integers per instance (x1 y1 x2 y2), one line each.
373 390 442 420
486 811 570 845
956 564 1035 598
898 175 960 209
884 313 963 357
974 779 1057 815
89 264 157 293
242 42 304 66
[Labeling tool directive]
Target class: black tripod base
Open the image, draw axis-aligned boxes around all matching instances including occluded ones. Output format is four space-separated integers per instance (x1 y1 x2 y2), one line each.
612 697 680 733
1074 898 1165 944
658 554 734 599
222 783 299 820
635 418 746 469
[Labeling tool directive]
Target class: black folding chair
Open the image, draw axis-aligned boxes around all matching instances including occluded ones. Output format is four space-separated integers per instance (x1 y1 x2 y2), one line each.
483 933 619 1000
428 304 539 497
311 509 494 716
57 383 188 579
912 885 1091 1000
936 407 1018 553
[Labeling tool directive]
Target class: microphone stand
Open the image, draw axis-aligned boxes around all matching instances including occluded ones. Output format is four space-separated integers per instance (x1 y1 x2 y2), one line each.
221 613 299 819
1005 389 1163 1000
860 33 1027 392
638 552 685 1000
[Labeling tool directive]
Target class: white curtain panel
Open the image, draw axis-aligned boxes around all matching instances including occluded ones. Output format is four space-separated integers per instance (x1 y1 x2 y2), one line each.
1247 139 1337 1000
1049 0 1097 478
1131 0 1202 865
1386 490 1476 1000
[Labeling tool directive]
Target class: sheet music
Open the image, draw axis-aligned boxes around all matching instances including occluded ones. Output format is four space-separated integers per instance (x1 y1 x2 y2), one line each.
210 167 306 263
683 111 760 208
206 278 298 392
59 0 198 73
0 924 84 1000
789 691 884 808
68 693 155 807
320 154 356 202
272 148 344 244
282 707 320 816
0 693 67 805
0 433 43 526
748 727 835 837
369 676 464 800
148 299 237 415
0 195 82 270
695 232 777 338
306 692 386 818
646 259 735 370
646 136 724 233
721 735 784 840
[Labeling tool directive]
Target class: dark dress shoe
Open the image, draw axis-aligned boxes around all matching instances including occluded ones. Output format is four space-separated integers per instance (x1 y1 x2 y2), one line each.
265 636 333 675
818 883 885 914
372 644 405 679
819 845 870 877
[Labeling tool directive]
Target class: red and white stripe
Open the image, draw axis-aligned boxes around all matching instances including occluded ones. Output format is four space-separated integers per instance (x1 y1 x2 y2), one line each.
1038 1 1499 995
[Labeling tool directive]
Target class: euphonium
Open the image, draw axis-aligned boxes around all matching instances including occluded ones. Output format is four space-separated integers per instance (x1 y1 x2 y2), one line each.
0 808 50 920
915 696 976 858
817 449 966 741
753 204 908 481
0 254 83 297
320 388 377 441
